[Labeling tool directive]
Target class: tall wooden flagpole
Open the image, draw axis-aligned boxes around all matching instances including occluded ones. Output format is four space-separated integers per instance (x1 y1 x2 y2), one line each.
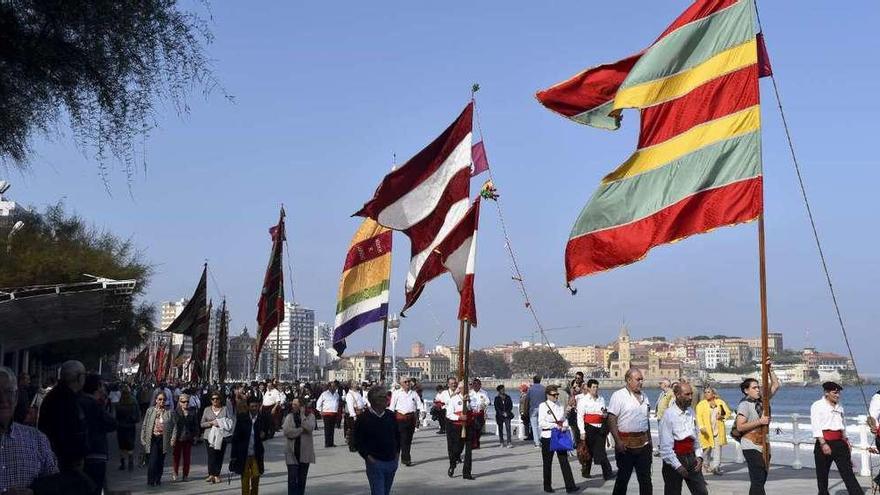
758 214 771 466
379 317 389 383
275 324 281 379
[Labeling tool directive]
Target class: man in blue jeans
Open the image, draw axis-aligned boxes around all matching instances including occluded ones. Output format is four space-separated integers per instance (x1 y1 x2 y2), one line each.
527 375 546 448
354 385 401 495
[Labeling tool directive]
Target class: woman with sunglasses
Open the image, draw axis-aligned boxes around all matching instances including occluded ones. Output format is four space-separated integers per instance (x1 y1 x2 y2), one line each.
201 392 234 483
171 393 199 481
538 385 579 493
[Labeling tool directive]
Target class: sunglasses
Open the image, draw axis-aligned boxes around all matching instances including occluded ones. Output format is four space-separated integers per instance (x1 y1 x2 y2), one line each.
211 397 221 401
548 393 559 397
179 400 189 403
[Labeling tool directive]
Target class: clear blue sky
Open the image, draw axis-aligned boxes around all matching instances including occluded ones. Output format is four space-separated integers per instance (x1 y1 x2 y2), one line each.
9 2 880 371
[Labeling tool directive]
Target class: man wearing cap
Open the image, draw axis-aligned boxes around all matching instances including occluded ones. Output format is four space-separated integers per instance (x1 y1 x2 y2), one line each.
469 379 490 449
810 381 864 495
607 368 652 495
659 381 707 495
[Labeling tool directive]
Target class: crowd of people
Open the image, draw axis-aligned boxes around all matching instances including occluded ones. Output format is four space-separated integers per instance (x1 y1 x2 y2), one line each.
1 358 879 495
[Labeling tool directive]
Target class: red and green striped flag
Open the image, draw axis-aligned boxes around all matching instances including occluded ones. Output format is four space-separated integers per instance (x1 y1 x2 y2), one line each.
537 0 765 283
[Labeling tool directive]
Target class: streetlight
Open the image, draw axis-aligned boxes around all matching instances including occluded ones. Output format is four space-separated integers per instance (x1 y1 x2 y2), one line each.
6 220 24 254
317 337 327 381
388 314 400 384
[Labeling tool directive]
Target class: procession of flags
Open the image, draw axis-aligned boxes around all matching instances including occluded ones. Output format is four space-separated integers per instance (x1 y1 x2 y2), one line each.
150 0 787 382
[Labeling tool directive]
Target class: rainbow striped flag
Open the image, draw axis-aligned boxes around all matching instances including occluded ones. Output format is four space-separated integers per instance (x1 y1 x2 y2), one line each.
332 218 392 355
537 0 764 283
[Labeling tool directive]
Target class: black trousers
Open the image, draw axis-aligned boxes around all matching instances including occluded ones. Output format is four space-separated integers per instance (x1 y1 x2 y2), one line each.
397 416 416 464
742 449 768 495
322 415 337 447
286 462 310 495
814 439 864 495
147 436 165 485
446 423 472 476
567 409 581 445
344 415 357 452
472 414 485 448
83 460 106 495
497 416 512 445
437 411 446 433
206 440 228 476
875 437 880 484
661 453 708 495
584 424 613 477
540 437 576 491
613 444 652 495
522 413 533 439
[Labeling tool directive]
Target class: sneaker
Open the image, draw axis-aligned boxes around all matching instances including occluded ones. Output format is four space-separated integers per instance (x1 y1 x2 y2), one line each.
507 444 514 449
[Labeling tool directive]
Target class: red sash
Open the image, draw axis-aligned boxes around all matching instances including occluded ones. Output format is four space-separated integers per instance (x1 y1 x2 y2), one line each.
822 430 845 441
395 412 415 422
583 414 603 424
673 437 695 455
321 412 338 419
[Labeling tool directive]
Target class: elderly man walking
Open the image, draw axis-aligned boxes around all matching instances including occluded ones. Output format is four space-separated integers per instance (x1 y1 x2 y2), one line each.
355 386 401 495
659 381 708 495
0 366 59 493
607 368 652 495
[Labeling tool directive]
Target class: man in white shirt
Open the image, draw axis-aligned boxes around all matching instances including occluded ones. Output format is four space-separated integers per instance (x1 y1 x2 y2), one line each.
390 378 420 466
869 388 880 487
344 382 366 452
261 382 285 431
315 382 341 448
469 379 490 449
810 381 864 495
659 382 707 495
435 378 457 436
607 367 652 495
444 382 475 480
576 379 614 480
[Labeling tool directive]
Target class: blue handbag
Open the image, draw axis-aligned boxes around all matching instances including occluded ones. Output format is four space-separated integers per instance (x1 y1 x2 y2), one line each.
546 402 575 452
550 428 575 452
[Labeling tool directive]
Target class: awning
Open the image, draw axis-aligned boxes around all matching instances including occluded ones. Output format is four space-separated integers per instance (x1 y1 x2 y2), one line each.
0 278 137 351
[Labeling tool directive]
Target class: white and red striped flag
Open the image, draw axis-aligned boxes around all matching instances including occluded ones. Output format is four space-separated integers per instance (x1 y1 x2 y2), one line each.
435 197 480 325
355 103 473 314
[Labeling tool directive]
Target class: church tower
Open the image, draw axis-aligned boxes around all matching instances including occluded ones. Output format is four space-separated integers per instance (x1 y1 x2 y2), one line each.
618 325 632 371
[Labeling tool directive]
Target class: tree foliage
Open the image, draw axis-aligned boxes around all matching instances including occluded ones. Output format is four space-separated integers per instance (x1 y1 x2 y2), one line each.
469 350 511 379
510 347 570 378
0 0 224 179
0 203 155 364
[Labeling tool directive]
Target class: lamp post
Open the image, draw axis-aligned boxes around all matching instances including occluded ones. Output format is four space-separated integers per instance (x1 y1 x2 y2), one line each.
317 337 327 381
388 314 400 384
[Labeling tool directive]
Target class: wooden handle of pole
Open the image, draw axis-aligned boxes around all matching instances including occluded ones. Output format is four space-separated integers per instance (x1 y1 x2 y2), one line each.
758 214 771 467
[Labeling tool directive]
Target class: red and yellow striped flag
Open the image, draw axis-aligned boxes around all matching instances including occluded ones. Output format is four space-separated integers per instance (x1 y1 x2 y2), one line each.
537 0 764 282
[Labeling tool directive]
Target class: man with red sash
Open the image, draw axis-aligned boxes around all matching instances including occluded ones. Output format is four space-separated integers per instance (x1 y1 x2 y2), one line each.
810 381 864 495
390 378 420 466
315 382 341 448
658 381 707 495
576 379 614 481
469 379 490 449
445 382 475 480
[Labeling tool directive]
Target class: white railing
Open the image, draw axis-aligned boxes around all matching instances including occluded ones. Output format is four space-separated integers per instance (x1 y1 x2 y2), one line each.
421 408 879 476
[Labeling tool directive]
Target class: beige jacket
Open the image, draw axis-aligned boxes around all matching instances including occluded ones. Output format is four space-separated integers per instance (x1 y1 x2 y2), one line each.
282 411 316 465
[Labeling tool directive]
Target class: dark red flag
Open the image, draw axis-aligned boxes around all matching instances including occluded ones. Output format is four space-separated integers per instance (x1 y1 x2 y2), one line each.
255 208 286 365
757 33 773 78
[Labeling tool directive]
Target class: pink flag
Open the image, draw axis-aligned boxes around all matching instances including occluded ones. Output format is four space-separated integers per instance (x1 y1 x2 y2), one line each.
471 141 489 177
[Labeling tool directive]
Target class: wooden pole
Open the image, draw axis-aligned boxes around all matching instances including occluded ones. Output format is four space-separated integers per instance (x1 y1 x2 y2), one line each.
460 319 472 440
274 324 280 379
379 316 389 383
457 319 466 381
758 214 771 467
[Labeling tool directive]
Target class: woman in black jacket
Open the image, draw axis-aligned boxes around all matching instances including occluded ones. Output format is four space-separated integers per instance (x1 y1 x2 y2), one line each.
494 385 514 448
171 393 200 481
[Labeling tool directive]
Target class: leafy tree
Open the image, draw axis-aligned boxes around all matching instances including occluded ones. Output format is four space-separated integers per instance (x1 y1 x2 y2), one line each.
469 350 511 379
0 203 155 365
510 347 570 378
0 0 226 179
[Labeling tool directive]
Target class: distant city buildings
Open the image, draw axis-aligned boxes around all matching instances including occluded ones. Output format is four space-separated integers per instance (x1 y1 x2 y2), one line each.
263 302 315 379
227 327 274 380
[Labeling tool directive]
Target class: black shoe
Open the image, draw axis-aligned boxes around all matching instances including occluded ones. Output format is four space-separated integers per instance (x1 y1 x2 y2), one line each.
437 430 446 435
565 486 580 493
580 467 590 479
544 487 554 493
119 461 126 471
448 465 456 478
463 474 475 480
603 471 616 481
404 461 413 467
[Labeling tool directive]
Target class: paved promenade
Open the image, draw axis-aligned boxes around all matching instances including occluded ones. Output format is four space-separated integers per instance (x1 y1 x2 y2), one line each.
106 426 875 494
